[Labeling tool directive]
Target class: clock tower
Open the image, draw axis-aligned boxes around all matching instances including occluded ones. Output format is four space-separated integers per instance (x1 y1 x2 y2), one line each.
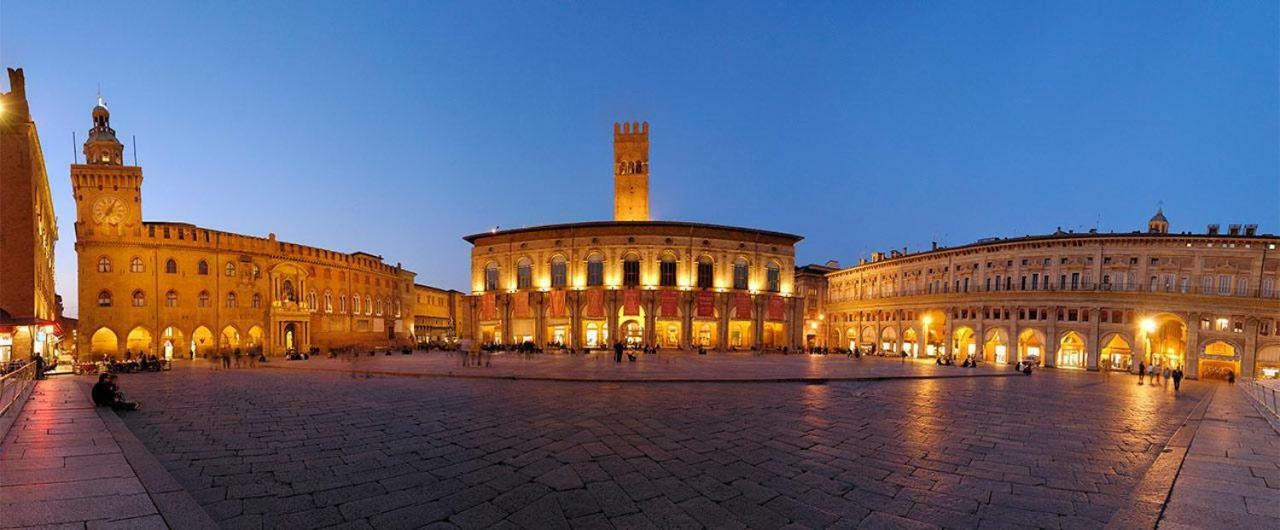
71 97 142 237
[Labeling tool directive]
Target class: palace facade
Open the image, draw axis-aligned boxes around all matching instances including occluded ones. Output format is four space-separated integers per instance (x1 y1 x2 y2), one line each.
463 123 806 350
73 101 418 359
0 68 62 364
817 213 1280 380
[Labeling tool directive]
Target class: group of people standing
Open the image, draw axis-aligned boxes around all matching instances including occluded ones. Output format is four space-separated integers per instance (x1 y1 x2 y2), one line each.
1136 361 1186 393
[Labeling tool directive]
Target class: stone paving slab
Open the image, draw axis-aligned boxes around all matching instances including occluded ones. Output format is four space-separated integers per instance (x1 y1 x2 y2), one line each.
0 377 217 529
113 364 1218 528
254 351 1021 382
1159 385 1280 529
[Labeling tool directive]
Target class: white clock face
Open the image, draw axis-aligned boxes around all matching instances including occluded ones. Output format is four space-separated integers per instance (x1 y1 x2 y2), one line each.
92 197 126 225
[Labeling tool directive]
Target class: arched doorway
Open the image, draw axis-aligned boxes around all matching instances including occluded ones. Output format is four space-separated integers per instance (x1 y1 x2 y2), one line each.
1018 329 1046 364
125 327 153 357
953 327 977 361
1199 340 1240 381
845 327 857 351
89 327 119 359
283 323 297 352
160 327 184 361
880 327 898 355
620 320 643 346
902 328 918 357
1100 334 1133 372
1057 331 1086 369
1140 314 1186 373
191 326 214 358
860 327 876 353
983 328 1009 364
220 326 241 352
920 312 945 358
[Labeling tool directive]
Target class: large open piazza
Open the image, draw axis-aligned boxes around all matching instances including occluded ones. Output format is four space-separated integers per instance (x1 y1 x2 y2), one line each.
3 354 1278 529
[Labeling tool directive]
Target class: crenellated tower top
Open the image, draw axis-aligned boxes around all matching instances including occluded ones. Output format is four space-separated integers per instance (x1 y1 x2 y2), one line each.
613 121 649 221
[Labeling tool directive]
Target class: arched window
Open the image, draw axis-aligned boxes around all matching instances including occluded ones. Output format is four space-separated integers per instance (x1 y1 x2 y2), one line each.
394 299 401 317
697 257 714 289
226 292 238 308
365 294 373 315
198 290 210 308
623 254 640 287
733 258 749 290
660 253 677 287
98 290 113 307
376 298 384 315
225 262 236 277
281 280 295 302
97 256 112 273
324 291 333 313
130 256 144 273
766 261 781 292
165 258 177 274
550 256 567 288
586 254 604 287
353 294 361 314
197 260 209 275
252 293 261 309
307 290 317 311
484 263 500 291
131 290 145 307
165 290 178 307
517 258 533 289
339 293 347 313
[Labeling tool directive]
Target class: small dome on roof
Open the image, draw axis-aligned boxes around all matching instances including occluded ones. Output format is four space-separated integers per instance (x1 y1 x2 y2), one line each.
1149 208 1167 223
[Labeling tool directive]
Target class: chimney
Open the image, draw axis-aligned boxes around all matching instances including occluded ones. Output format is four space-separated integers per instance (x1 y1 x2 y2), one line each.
1207 224 1219 235
931 241 938 251
1228 224 1241 236
1245 224 1258 236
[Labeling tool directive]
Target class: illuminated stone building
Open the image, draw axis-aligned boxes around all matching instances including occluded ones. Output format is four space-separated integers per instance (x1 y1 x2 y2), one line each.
0 68 62 364
819 212 1280 379
464 123 805 350
412 284 464 343
72 102 417 359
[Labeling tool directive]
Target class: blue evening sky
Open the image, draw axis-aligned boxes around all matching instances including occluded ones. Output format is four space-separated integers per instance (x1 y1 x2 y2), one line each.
2 2 1276 317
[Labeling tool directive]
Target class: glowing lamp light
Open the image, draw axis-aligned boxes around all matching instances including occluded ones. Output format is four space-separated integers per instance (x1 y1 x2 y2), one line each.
1139 318 1157 334
922 315 933 327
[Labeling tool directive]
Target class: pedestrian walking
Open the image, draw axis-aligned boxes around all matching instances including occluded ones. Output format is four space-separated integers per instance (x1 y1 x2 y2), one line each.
614 341 624 363
1161 366 1170 387
1172 366 1184 395
1137 362 1146 385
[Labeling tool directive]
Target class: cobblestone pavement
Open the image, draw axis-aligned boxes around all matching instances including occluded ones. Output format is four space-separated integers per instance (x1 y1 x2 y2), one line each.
254 352 1015 382
115 366 1214 529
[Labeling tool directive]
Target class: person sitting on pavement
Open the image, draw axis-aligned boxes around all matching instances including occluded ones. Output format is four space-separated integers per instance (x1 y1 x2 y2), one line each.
91 373 140 411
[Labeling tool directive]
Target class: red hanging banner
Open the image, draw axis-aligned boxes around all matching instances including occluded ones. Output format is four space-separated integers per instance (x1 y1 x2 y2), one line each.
734 293 752 319
768 295 785 321
514 291 531 318
696 291 715 318
586 289 604 318
481 293 496 321
623 289 640 316
550 290 566 318
660 290 678 317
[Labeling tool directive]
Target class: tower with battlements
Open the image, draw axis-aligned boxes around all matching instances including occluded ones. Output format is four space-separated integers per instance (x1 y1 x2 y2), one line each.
613 121 649 221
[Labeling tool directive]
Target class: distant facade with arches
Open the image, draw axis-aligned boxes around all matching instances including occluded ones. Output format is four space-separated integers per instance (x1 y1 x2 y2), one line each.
819 210 1280 379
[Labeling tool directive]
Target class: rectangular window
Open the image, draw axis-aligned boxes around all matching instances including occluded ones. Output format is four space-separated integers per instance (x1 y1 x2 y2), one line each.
1021 276 1027 290
1031 273 1039 290
1059 275 1067 290
767 267 780 292
696 262 713 289
1236 278 1248 296
550 262 567 288
994 275 1001 291
1071 272 1080 290
660 260 677 287
623 260 640 287
1218 275 1231 295
587 261 604 287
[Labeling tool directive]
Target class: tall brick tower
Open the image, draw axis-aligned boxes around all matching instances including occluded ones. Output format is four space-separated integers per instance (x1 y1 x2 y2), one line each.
71 97 143 238
613 121 649 221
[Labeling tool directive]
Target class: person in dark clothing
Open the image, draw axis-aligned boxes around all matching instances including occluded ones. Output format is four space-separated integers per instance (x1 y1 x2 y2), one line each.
91 374 139 411
1137 362 1146 385
1172 367 1184 394
613 341 624 363
33 355 45 379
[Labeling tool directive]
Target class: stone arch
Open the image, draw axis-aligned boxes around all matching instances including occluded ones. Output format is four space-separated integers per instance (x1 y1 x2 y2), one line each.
879 326 898 353
1018 328 1047 363
983 327 1010 363
220 326 241 351
191 326 215 356
89 327 119 358
1057 330 1087 369
1199 339 1242 381
1255 343 1280 378
953 326 978 360
902 327 919 356
160 326 184 360
860 326 876 348
247 326 264 348
1099 333 1134 371
125 326 154 355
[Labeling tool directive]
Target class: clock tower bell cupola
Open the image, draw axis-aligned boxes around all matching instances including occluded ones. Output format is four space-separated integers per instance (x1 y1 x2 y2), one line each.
71 97 143 236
